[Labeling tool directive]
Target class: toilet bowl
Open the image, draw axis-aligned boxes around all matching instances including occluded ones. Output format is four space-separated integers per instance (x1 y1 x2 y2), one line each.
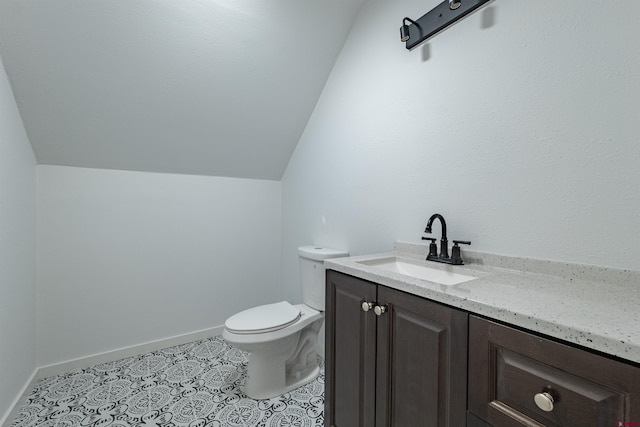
222 246 348 399
223 302 323 399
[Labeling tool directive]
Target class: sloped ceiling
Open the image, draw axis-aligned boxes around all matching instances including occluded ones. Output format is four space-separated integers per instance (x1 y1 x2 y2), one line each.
0 0 367 180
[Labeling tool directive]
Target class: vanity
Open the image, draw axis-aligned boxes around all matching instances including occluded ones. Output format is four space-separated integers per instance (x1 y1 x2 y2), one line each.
323 241 640 427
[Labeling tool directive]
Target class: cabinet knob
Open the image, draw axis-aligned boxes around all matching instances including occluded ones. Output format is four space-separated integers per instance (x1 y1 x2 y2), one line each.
374 305 387 316
361 301 374 312
534 392 555 412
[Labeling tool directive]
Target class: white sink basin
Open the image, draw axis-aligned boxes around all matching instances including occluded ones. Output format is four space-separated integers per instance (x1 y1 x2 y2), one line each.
358 257 476 286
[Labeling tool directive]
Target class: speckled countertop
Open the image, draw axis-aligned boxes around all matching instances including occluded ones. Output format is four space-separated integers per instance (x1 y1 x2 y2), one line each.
325 241 640 364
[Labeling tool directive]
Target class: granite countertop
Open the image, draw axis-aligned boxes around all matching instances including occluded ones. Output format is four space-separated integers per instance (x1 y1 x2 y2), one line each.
325 241 640 364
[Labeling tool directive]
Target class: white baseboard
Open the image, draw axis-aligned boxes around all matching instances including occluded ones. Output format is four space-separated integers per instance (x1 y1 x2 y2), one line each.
1 369 38 427
37 325 224 380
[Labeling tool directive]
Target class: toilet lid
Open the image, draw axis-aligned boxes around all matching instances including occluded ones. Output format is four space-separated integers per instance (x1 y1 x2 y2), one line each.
225 301 301 334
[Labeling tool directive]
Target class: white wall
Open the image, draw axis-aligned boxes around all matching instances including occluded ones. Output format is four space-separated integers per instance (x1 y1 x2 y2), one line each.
37 166 281 366
0 56 36 422
282 0 640 301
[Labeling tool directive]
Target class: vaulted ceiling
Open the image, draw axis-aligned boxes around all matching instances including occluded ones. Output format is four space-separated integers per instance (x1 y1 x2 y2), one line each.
0 0 367 180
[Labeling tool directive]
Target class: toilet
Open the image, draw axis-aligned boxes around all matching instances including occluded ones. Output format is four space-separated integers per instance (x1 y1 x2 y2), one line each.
222 246 348 399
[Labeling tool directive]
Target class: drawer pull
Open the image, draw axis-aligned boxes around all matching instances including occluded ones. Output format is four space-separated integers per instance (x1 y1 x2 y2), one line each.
361 301 374 312
374 305 387 316
534 392 555 412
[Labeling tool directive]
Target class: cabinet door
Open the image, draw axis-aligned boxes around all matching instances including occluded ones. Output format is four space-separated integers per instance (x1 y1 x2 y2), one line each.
375 286 468 427
325 271 378 427
468 315 640 427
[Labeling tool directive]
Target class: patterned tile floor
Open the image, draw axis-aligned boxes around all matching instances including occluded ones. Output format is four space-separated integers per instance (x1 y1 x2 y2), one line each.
10 336 324 427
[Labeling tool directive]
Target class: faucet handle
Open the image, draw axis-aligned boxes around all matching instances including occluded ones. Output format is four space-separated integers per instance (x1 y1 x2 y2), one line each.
422 237 438 257
452 240 471 246
451 240 471 265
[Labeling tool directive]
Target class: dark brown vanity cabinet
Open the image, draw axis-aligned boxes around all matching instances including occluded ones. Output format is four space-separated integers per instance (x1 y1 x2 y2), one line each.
325 270 468 427
325 270 640 426
468 316 640 427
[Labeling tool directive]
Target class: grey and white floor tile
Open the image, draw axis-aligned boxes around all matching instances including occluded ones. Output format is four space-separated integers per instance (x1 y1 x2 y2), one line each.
11 336 324 426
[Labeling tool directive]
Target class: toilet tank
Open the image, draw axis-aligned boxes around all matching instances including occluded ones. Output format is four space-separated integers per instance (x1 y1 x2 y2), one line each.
298 246 348 311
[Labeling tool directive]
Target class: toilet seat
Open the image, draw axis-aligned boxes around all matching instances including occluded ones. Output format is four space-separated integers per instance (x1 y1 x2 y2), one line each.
225 301 301 334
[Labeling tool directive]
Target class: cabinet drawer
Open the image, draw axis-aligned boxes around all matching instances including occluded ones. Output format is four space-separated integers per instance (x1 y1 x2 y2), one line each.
468 316 640 427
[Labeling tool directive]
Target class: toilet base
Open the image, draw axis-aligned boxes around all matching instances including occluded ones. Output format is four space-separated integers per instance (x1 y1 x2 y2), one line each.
243 323 322 399
246 350 320 399
286 363 320 394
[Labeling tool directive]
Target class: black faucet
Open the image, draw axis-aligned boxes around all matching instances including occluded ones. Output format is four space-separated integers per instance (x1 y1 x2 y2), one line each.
425 213 449 258
422 213 471 265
